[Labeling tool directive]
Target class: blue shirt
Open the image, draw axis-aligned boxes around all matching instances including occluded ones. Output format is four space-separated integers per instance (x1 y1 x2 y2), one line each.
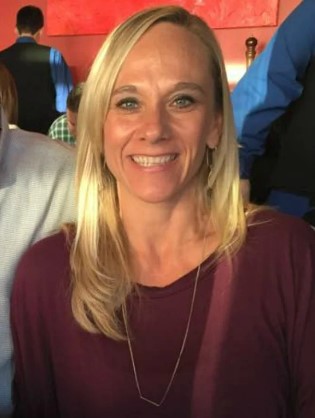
16 37 73 113
231 0 315 216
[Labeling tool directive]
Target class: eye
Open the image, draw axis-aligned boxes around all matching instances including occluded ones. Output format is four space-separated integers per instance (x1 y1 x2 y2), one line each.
116 97 139 110
173 95 196 109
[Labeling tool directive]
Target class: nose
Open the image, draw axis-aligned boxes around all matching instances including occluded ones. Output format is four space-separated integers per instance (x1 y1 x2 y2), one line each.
138 104 170 143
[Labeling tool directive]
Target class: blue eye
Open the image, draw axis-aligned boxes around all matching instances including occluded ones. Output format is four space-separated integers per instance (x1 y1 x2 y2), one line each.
116 98 139 110
173 95 196 108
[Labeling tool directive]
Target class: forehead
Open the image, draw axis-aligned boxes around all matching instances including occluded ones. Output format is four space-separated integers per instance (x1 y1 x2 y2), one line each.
117 22 211 81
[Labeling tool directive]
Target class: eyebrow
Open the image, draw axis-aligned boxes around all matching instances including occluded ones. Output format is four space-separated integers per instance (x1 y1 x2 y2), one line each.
172 82 206 95
111 85 137 96
111 82 207 97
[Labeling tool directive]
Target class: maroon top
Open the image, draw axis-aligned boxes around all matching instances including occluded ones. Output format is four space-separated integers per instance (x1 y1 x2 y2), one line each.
11 211 315 418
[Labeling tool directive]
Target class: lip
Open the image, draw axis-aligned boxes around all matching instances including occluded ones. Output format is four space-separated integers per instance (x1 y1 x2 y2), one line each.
129 153 178 168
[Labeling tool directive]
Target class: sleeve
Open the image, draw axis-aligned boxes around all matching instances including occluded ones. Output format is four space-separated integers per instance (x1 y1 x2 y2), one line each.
50 48 73 113
10 243 60 418
284 223 315 417
231 0 315 178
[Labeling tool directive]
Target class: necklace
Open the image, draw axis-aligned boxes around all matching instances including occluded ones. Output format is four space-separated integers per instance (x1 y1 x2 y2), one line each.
122 260 203 407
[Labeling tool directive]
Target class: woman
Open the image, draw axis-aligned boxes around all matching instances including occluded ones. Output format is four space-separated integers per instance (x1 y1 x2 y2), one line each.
0 63 18 126
11 6 315 418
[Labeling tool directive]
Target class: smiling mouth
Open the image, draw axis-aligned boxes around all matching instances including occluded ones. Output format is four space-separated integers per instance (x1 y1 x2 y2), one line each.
131 154 177 167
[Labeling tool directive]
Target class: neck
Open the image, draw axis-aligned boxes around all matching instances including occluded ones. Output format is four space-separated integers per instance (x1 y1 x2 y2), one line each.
18 33 34 38
119 193 218 286
121 192 203 248
18 32 39 42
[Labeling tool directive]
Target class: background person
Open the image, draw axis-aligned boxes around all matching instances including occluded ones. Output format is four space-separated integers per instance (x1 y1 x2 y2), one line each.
48 82 85 145
0 5 73 134
0 105 75 416
231 0 315 225
11 6 315 417
0 63 18 127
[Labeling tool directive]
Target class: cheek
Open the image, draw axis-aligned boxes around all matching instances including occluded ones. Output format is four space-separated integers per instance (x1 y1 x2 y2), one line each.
103 124 114 162
102 120 127 171
184 120 210 151
206 125 220 150
194 114 219 151
103 115 136 153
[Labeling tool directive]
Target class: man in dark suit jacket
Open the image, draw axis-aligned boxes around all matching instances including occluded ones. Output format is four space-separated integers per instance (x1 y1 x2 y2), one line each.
0 6 73 134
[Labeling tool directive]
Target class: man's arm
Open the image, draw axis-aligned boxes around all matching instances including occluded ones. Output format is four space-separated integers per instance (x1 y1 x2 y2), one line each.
50 48 73 113
232 0 315 179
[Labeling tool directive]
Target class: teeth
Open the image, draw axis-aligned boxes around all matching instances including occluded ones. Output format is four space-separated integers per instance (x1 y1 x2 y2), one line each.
132 155 176 167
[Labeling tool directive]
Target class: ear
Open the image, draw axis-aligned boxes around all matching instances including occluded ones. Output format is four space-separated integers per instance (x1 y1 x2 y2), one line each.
14 27 19 36
206 113 222 150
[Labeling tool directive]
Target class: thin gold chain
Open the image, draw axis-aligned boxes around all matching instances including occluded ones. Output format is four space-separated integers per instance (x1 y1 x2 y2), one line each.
122 260 203 407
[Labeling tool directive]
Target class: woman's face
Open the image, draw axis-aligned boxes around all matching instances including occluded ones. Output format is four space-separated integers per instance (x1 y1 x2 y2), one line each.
103 22 221 207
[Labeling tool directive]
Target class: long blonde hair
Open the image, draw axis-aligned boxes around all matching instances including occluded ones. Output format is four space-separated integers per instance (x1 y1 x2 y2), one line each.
70 5 248 340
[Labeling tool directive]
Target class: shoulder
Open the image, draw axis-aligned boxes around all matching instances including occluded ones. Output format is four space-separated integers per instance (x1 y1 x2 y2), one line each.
13 231 72 293
246 208 315 256
49 47 67 62
290 0 315 16
278 0 315 38
11 232 74 322
232 209 315 298
53 114 67 124
3 128 75 212
0 44 15 55
34 43 51 52
21 230 70 261
49 114 67 131
7 128 74 171
2 123 75 197
248 208 313 233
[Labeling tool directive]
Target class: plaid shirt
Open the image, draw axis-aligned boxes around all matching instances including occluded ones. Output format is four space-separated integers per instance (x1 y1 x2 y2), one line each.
48 114 76 145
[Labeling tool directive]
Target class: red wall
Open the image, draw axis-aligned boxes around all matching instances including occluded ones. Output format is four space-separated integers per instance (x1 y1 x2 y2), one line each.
0 0 300 84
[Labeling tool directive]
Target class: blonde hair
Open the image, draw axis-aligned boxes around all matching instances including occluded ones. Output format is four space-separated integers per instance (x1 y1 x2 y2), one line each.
0 64 18 124
70 5 249 340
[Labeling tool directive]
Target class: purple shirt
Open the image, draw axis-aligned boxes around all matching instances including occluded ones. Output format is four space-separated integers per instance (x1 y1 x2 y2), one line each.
11 211 315 418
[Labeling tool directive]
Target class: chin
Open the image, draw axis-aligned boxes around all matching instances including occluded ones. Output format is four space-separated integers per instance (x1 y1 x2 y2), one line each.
133 187 184 205
136 193 174 205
